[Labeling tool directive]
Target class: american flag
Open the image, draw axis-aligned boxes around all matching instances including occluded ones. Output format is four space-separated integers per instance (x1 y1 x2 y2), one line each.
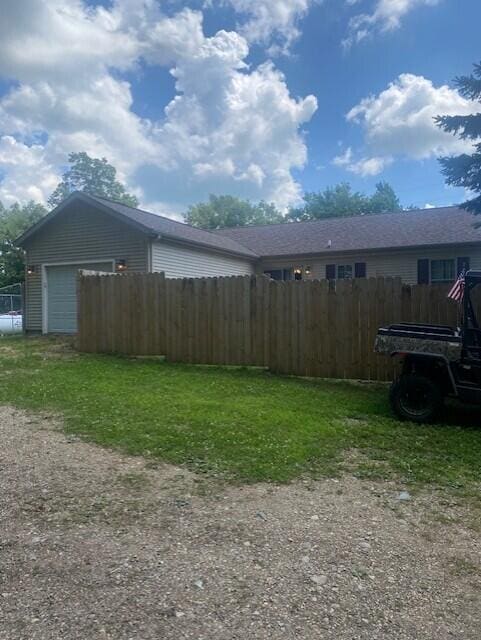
447 271 465 302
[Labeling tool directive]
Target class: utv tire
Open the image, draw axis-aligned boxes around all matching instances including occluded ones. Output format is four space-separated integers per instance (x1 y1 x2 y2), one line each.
389 374 443 423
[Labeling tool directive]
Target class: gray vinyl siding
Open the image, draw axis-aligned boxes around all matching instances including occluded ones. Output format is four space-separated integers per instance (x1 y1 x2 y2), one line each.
151 240 255 278
24 270 42 332
260 244 481 284
24 203 148 331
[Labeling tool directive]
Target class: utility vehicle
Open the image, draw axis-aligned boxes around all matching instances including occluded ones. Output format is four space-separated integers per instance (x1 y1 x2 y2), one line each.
375 270 481 422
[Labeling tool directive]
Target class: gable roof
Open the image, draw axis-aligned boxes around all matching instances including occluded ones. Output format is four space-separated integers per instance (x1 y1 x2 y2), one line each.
17 192 258 259
88 194 259 258
214 206 481 257
17 194 481 262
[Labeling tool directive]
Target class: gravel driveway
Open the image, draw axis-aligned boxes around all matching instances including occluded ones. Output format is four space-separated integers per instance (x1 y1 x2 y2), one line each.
1 405 480 639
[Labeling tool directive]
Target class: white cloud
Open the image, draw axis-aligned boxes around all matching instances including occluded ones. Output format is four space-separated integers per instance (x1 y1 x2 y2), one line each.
332 146 353 167
0 0 138 82
140 19 318 207
224 0 316 54
349 155 392 176
344 0 440 48
0 136 59 205
0 0 156 201
0 0 317 212
336 74 477 176
0 75 157 179
333 146 392 176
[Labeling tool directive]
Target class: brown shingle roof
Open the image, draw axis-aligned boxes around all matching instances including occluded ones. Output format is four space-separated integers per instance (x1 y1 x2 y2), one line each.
17 195 481 261
17 192 258 259
87 195 258 258
214 206 481 257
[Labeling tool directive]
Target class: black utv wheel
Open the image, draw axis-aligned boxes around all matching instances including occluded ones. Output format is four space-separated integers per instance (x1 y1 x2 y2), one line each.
389 374 443 423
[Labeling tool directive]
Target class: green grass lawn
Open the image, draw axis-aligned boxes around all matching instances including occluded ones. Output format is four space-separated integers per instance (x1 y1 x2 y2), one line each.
0 336 480 488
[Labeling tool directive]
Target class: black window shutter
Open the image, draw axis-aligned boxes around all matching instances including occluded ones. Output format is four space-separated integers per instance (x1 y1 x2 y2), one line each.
326 264 336 280
417 259 430 284
457 257 470 274
354 262 366 278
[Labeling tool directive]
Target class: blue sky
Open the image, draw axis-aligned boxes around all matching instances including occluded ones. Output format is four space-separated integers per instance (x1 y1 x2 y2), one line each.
286 0 481 206
0 0 479 214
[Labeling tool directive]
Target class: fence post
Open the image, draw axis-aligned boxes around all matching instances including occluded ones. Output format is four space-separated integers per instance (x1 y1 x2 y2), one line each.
21 283 26 334
75 274 468 383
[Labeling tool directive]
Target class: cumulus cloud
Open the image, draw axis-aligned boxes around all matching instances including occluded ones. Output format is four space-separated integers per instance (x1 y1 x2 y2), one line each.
0 0 317 211
333 147 392 176
335 74 477 177
344 0 440 48
348 156 393 176
0 0 138 82
0 136 59 205
225 0 317 54
149 51 317 207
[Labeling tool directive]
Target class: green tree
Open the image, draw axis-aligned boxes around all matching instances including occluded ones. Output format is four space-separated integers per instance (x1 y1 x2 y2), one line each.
185 194 283 229
288 183 368 221
287 181 402 222
48 152 139 209
368 181 402 214
0 201 47 287
435 62 481 214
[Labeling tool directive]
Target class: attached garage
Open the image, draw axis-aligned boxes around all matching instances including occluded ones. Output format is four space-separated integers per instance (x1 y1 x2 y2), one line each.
44 262 113 333
16 192 481 335
16 192 256 334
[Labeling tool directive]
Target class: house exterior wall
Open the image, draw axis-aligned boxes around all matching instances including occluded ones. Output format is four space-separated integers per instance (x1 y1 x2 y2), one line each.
259 244 481 284
23 203 149 331
151 240 255 278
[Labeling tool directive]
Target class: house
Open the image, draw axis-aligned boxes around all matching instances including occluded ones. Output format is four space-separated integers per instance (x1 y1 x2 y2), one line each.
17 192 257 334
219 206 481 285
17 191 481 334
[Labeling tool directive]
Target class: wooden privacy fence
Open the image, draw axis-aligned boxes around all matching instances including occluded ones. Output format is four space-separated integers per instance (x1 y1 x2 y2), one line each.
77 273 461 382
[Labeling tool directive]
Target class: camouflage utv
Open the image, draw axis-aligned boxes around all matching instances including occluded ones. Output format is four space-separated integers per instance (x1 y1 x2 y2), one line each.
375 270 481 423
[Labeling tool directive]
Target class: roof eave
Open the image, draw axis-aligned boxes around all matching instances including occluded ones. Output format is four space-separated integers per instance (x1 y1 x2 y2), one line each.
16 192 258 258
157 233 259 260
259 240 481 261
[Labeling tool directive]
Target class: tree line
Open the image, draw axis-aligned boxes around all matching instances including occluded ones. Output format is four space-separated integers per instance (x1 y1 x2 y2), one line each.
185 181 401 229
0 169 403 287
1 62 480 288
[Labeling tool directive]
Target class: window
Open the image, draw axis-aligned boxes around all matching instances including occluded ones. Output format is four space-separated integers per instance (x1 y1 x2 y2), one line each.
430 259 455 283
264 269 292 281
326 263 366 280
337 264 353 280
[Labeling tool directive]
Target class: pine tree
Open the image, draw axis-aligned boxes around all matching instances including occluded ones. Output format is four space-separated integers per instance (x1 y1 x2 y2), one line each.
435 63 481 214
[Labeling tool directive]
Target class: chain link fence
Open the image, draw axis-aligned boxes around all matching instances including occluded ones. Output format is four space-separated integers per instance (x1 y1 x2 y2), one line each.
0 284 23 333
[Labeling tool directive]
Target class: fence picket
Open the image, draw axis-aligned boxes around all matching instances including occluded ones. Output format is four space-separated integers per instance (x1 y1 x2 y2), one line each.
77 273 467 382
357 278 369 380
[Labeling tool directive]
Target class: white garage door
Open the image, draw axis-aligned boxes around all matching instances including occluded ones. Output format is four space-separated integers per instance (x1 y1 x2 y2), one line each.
46 262 113 333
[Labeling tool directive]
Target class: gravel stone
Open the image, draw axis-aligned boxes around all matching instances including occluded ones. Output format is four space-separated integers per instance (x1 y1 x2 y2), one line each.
0 405 480 640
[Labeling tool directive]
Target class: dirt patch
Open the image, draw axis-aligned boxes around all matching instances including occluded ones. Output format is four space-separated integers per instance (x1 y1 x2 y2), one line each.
0 405 480 640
